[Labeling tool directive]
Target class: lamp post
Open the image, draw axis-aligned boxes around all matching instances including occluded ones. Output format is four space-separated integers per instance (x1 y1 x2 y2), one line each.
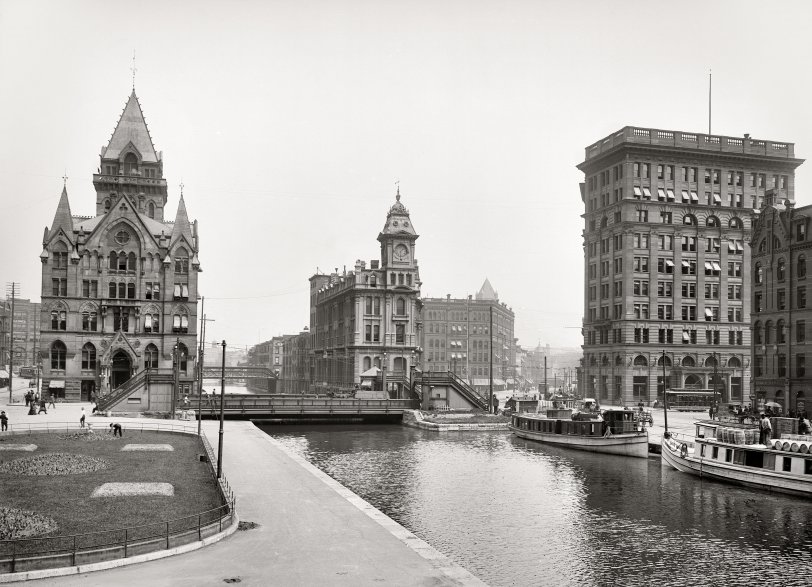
217 340 226 479
381 352 387 397
171 338 181 419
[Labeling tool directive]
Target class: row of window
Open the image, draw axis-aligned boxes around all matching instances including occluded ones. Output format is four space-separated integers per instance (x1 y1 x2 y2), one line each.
50 280 187 300
50 309 189 334
754 355 807 378
585 353 743 369
754 287 808 312
754 257 808 283
632 187 747 209
589 212 745 232
754 320 808 344
50 341 188 373
586 326 744 346
363 323 406 343
589 234 745 258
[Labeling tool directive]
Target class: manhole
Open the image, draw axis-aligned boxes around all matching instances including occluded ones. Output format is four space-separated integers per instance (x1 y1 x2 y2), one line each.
237 521 259 531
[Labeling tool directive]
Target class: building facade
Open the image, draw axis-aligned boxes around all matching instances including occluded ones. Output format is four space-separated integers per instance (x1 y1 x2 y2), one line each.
0 297 40 369
309 191 421 395
421 279 516 390
39 91 201 403
281 329 310 393
750 194 811 415
578 126 803 406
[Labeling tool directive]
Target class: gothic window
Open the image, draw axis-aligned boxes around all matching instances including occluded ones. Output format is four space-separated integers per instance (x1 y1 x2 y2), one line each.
363 356 371 371
176 342 189 373
144 344 159 370
51 341 66 370
174 248 189 274
128 252 137 271
799 256 807 279
144 313 160 333
123 152 139 175
148 201 155 219
127 283 135 299
109 281 116 298
50 310 66 330
173 313 189 334
113 307 130 332
109 251 117 269
118 282 126 298
777 259 786 281
81 343 97 370
104 199 111 212
82 310 97 331
52 242 68 268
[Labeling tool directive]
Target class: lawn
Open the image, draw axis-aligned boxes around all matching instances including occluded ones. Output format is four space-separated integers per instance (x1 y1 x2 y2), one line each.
0 430 224 547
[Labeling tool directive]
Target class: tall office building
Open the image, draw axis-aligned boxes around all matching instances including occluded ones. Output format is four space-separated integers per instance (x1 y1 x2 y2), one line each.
578 127 802 406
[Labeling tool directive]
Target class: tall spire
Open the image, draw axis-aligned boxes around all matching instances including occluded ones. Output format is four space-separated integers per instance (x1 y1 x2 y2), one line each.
102 92 158 163
170 193 195 249
49 185 75 242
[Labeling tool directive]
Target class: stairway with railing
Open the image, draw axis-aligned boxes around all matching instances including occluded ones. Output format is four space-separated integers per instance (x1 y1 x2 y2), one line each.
95 369 175 412
416 371 489 411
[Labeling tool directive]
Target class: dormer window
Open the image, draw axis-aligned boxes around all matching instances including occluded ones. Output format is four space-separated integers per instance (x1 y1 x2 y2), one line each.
123 152 138 175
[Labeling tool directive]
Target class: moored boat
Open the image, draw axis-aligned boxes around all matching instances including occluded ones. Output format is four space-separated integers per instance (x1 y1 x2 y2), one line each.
509 406 649 459
661 420 812 497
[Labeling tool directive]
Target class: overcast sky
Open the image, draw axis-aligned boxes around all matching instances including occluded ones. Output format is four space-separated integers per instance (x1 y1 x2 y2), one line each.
2 0 812 352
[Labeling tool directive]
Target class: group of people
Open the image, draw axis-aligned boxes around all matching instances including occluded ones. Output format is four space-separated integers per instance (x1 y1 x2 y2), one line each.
24 390 55 415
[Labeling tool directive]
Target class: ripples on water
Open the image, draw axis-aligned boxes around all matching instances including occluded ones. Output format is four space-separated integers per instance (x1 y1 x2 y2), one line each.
264 425 812 587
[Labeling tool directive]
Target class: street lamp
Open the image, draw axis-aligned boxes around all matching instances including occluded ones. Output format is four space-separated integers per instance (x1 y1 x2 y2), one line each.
172 339 185 419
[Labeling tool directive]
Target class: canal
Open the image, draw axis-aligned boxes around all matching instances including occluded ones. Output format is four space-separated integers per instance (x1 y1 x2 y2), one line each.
261 424 812 587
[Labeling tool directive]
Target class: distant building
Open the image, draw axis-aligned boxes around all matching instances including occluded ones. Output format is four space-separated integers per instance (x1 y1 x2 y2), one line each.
0 297 40 369
281 328 310 393
39 91 201 404
578 126 803 406
750 192 811 415
421 280 516 392
309 190 421 396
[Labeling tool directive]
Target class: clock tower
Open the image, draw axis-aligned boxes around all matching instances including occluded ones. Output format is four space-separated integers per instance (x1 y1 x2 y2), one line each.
378 188 418 270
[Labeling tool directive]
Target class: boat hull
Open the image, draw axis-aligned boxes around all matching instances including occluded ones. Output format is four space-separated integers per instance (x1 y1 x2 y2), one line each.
510 425 649 459
661 437 812 497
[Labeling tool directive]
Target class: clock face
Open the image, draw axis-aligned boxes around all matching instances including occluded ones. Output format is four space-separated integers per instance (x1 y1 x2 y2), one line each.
394 244 409 262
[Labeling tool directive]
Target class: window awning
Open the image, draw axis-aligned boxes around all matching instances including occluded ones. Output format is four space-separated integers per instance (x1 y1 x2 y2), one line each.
690 191 699 202
705 261 713 270
712 262 722 271
667 189 676 201
728 241 736 252
658 188 667 200
642 187 652 199
681 190 690 202
682 260 690 268
634 186 643 197
713 193 722 203
682 331 690 342
705 308 714 317
48 380 65 389
736 241 743 251
666 260 674 267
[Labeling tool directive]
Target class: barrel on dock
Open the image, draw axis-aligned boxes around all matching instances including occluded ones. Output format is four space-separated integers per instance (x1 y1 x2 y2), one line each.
800 443 809 454
774 439 784 450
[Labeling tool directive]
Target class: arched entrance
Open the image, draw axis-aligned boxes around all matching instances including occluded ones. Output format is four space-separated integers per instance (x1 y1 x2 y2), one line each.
111 350 132 389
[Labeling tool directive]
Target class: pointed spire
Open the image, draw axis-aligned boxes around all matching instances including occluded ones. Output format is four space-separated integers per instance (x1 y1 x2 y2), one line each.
170 193 195 249
476 278 498 301
49 185 74 242
102 92 158 163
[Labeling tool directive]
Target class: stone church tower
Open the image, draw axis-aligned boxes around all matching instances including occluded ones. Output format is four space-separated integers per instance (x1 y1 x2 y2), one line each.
39 91 200 409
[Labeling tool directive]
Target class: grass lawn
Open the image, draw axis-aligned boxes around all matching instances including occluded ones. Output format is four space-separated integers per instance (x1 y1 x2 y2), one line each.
0 431 224 547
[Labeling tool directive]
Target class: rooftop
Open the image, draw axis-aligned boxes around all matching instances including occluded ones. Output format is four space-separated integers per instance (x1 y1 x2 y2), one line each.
580 126 797 167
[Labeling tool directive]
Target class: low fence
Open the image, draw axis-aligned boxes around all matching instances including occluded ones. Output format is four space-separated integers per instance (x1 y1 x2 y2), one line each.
0 422 236 575
192 395 418 415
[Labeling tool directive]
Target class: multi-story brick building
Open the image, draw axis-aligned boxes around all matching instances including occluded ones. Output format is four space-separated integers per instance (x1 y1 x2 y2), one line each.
750 192 811 415
309 190 421 396
578 126 803 406
0 297 40 369
281 328 310 393
39 91 201 404
421 280 516 391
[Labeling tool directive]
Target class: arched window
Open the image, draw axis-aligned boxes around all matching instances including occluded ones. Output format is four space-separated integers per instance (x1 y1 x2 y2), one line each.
705 355 717 368
683 214 696 226
684 374 701 387
777 320 786 343
108 281 116 298
82 309 97 331
633 355 648 367
759 239 767 253
754 322 762 345
363 356 372 371
799 255 807 279
729 217 742 229
706 216 720 227
104 199 111 212
174 247 189 274
50 309 66 330
176 342 189 373
396 298 406 316
602 355 609 366
128 252 137 271
615 355 623 366
51 241 68 268
144 312 160 333
728 357 741 368
144 344 159 370
172 311 189 334
51 341 66 370
127 282 135 299
682 356 695 367
123 152 138 175
81 343 97 370
589 356 597 366
148 201 155 219
773 236 781 250
658 355 672 367
777 258 786 281
118 282 126 298
764 320 773 344
755 263 763 284
109 251 117 269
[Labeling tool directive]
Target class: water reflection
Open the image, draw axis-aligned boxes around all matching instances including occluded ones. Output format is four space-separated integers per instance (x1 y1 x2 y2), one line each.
264 425 812 587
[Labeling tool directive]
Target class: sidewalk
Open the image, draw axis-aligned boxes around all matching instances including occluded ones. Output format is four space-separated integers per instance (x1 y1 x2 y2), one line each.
13 412 483 586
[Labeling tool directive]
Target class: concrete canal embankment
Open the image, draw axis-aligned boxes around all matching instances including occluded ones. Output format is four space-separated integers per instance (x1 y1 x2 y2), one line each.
402 409 509 431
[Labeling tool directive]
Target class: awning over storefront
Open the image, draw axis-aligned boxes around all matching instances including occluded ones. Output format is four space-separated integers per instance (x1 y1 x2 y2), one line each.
48 380 65 389
0 370 9 378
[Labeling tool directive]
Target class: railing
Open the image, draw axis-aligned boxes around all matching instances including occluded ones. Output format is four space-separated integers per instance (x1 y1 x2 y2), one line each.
94 370 149 412
201 366 277 380
191 394 418 415
417 372 489 411
0 423 236 575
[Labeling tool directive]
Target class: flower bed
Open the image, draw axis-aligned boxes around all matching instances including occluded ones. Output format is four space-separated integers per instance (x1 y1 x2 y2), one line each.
0 453 108 475
0 507 58 540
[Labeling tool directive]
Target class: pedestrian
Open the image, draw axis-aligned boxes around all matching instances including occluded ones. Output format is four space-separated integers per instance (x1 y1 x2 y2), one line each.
79 407 86 428
0 410 7 432
759 413 772 445
109 422 123 437
182 394 190 409
38 399 47 415
91 401 99 414
27 401 37 416
24 390 31 407
47 393 56 410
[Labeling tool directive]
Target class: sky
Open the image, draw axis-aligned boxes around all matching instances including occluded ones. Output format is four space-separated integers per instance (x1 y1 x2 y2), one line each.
2 0 812 353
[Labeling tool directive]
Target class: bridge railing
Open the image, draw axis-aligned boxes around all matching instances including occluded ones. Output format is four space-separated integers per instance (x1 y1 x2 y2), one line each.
193 395 417 413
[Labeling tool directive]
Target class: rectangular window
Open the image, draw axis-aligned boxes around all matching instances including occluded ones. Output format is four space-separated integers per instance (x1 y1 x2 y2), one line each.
634 328 649 343
634 233 649 249
706 238 720 253
633 303 649 319
755 293 763 313
365 324 372 342
658 328 673 343
373 325 380 342
637 210 648 222
728 262 742 277
395 324 405 344
634 257 649 273
682 260 697 275
682 282 696 298
797 223 807 242
727 306 742 322
660 211 672 224
727 285 742 300
52 278 67 296
704 306 720 322
798 320 806 343
682 236 696 251
658 257 674 274
633 280 649 296
798 287 806 309
778 289 786 310
797 354 805 378
659 235 673 250
681 305 697 321
705 283 720 299
657 281 673 297
778 354 787 377
657 304 673 320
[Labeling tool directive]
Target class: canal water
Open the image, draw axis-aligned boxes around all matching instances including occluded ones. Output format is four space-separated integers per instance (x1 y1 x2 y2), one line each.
262 424 812 587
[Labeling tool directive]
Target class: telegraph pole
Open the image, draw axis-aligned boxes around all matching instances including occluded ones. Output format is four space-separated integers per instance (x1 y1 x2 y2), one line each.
489 305 493 413
217 340 226 479
6 283 18 404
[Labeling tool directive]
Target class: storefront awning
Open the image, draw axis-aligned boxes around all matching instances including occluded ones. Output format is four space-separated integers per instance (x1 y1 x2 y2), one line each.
48 380 65 389
0 370 9 378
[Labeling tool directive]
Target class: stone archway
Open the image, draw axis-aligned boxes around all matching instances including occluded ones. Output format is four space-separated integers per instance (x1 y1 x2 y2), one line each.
111 350 132 390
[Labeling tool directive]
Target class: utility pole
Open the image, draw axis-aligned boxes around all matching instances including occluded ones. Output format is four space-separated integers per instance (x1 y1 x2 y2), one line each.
172 338 180 418
217 340 226 479
662 350 669 433
489 305 493 413
544 355 547 399
7 283 18 404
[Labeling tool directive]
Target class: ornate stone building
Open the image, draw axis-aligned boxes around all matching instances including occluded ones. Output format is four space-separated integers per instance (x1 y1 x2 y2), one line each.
309 190 421 395
39 91 200 405
578 126 803 407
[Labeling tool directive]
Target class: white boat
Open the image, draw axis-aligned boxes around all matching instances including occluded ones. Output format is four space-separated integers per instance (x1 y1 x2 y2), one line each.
509 407 649 459
661 420 812 497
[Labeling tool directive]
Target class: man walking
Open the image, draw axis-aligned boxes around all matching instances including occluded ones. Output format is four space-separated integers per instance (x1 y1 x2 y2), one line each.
79 407 86 428
47 393 56 410
0 410 8 432
759 413 772 445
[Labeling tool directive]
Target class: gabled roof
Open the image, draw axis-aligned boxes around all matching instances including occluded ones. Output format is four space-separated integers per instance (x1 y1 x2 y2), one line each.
102 91 159 163
48 186 74 243
170 194 195 249
476 278 498 301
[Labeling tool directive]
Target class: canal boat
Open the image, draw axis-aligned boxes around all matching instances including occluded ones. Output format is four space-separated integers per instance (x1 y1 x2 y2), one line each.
509 407 649 459
661 420 812 497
